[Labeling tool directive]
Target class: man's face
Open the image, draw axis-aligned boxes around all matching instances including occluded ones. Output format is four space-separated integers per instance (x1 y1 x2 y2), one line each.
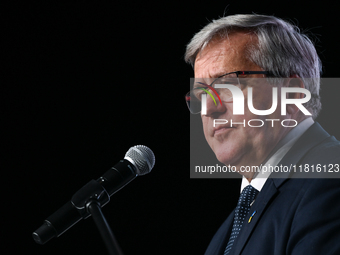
194 32 290 175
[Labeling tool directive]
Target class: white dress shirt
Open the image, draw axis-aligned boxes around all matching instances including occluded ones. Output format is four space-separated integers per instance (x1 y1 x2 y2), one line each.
241 117 314 193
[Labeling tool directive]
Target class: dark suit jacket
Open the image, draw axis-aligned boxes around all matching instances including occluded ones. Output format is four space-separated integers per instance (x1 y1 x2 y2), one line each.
205 123 340 255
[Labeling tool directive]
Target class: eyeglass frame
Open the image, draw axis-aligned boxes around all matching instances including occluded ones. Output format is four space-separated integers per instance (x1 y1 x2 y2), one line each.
185 71 271 114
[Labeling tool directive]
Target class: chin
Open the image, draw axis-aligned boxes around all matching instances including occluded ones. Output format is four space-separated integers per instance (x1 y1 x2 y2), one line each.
211 142 242 166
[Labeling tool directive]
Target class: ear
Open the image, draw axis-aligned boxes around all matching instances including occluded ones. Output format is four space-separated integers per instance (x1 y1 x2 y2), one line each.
285 74 305 115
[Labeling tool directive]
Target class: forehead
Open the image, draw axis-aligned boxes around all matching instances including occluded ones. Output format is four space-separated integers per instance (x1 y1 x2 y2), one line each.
194 32 258 78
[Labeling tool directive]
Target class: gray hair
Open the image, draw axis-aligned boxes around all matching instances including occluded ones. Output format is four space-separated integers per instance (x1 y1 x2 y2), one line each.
185 14 322 118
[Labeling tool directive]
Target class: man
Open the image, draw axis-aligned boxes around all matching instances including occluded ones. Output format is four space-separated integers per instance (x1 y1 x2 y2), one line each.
185 14 340 254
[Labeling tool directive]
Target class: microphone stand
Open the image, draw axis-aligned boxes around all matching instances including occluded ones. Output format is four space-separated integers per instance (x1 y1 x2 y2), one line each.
71 179 124 255
33 178 126 254
86 199 124 255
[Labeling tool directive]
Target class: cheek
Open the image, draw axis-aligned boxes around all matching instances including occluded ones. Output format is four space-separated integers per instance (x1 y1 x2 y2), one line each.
246 86 276 111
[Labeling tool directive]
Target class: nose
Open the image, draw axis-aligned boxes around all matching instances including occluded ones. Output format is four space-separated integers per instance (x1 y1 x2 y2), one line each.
203 91 227 117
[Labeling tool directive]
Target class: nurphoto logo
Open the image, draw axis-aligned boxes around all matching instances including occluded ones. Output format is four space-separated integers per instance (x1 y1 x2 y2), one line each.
201 84 311 116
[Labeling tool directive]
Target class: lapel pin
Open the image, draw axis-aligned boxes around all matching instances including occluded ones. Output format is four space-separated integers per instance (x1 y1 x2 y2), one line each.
248 210 257 223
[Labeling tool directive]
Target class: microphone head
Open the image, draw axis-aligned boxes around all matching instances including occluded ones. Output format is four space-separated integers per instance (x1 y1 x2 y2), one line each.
124 145 155 175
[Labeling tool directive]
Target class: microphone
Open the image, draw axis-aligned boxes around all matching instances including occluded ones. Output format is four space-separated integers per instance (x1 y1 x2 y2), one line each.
32 145 155 245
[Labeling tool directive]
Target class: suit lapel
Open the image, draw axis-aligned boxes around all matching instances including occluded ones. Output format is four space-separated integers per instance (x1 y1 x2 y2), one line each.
204 211 235 255
214 213 235 255
229 122 330 254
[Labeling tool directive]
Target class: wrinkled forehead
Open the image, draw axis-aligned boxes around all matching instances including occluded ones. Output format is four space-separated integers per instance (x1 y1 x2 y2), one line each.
194 32 258 78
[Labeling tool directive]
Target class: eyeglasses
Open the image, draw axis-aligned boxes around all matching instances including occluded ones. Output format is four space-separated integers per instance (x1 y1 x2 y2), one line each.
185 71 270 114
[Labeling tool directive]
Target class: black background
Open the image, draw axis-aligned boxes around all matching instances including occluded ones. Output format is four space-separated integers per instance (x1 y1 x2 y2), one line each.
3 1 340 254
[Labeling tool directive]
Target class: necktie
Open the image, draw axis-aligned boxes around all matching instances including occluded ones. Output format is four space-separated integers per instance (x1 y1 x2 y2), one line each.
224 185 259 255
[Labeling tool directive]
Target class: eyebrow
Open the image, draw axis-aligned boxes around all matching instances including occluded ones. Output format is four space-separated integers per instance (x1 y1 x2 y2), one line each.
214 71 231 78
193 73 226 87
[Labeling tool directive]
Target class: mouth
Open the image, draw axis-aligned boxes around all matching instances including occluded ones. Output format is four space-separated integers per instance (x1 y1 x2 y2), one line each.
213 126 235 136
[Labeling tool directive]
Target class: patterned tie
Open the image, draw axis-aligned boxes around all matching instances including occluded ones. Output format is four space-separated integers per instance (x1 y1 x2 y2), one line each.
224 185 259 255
